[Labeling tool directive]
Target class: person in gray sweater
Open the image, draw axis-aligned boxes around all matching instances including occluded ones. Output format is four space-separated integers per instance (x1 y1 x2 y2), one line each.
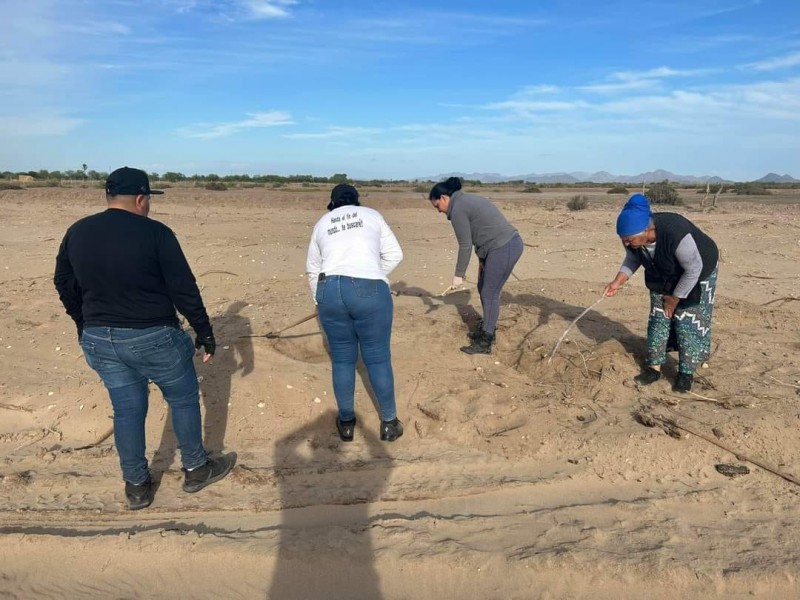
429 177 523 354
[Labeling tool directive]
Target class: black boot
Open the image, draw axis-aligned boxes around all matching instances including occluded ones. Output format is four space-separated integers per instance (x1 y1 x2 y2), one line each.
634 366 662 386
467 319 484 340
461 331 494 355
380 418 403 442
336 416 356 442
125 476 155 511
673 372 693 393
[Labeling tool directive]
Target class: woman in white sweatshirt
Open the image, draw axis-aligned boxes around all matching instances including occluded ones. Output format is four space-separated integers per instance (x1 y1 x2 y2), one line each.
306 184 404 442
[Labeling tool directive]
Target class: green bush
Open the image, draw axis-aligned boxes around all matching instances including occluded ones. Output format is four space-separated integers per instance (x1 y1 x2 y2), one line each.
204 182 228 191
645 181 682 205
607 185 629 194
521 185 542 193
567 194 588 211
732 182 771 195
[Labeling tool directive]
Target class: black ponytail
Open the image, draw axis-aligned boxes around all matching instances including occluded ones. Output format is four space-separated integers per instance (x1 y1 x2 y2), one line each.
428 176 462 201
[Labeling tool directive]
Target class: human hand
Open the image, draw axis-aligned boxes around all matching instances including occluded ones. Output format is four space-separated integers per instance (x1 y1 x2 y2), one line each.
662 295 679 318
195 335 216 363
452 276 464 287
603 281 621 297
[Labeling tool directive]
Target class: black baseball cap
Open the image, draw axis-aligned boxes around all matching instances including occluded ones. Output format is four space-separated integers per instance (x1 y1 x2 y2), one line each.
105 167 164 196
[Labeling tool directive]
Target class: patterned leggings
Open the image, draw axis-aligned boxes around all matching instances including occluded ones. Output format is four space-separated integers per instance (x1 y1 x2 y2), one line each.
646 266 718 374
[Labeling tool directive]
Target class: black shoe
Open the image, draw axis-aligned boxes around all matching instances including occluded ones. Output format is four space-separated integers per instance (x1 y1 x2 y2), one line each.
125 476 155 511
461 331 494 355
634 367 662 386
674 373 693 393
336 417 356 442
182 452 236 493
380 418 404 442
467 319 484 340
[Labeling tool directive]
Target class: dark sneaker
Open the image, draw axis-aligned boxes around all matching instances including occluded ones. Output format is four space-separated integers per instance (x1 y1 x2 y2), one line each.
460 331 494 355
336 417 356 442
125 476 155 511
674 373 693 393
380 418 404 442
634 367 662 386
182 453 236 493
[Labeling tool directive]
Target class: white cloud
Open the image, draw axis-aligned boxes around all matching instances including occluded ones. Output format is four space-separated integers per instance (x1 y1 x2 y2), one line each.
581 66 713 94
744 51 800 71
241 0 297 19
177 111 294 139
0 115 83 136
283 126 381 140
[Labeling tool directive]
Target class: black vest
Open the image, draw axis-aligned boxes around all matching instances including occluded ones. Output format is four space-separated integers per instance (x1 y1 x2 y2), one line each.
638 213 718 302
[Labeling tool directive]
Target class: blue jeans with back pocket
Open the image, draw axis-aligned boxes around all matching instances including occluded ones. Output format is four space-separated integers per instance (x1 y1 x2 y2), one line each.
80 326 208 484
316 275 397 422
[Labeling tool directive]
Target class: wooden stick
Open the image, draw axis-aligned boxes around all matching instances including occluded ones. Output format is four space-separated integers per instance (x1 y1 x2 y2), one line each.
548 294 606 363
650 414 800 487
762 296 800 306
69 426 115 451
0 403 33 413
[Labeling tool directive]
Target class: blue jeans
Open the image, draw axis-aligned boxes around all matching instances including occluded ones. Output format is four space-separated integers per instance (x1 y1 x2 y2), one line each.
80 326 208 484
316 276 397 422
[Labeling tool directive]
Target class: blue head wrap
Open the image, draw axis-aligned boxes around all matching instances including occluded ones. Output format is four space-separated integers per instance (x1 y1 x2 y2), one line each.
616 193 651 236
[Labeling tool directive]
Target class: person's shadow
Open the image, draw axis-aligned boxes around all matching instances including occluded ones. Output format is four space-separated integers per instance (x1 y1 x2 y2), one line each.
152 301 253 477
391 280 645 360
267 411 391 599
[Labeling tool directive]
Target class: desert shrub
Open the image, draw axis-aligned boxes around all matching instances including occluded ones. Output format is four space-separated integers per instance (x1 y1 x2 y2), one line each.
413 184 428 193
204 182 228 191
607 185 629 194
521 185 542 193
567 194 588 211
0 181 23 190
271 182 285 188
645 180 682 205
732 182 771 195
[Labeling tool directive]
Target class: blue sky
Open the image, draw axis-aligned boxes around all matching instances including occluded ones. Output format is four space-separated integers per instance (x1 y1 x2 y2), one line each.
2 0 799 180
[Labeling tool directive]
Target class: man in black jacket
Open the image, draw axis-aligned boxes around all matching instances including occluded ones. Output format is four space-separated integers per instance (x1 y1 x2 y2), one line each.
54 167 235 510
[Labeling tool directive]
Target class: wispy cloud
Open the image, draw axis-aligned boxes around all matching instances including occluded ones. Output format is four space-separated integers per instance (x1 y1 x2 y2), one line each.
0 115 84 136
581 66 713 94
177 110 294 139
241 0 298 19
283 126 381 140
744 51 800 71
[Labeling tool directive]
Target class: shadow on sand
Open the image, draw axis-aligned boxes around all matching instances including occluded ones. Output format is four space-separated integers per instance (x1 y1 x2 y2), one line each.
268 411 392 599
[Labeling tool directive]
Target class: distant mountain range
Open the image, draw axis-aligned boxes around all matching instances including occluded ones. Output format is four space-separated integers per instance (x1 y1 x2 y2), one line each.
421 169 798 184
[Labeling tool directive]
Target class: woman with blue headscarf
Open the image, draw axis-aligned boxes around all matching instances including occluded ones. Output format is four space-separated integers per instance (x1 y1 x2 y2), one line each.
603 194 719 393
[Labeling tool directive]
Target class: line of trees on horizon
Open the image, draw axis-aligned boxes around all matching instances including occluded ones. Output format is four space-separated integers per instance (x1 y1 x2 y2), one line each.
3 169 800 190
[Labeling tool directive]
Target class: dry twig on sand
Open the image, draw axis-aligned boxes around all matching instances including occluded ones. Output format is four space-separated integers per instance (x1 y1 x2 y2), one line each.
639 411 800 487
548 294 606 363
0 403 34 413
761 296 800 306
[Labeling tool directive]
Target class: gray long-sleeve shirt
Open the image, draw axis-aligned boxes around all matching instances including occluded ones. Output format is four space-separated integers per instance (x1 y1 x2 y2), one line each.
446 190 518 277
619 234 704 298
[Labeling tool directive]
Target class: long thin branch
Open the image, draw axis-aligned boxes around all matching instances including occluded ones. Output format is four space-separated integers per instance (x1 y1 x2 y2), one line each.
649 414 800 487
548 294 606 363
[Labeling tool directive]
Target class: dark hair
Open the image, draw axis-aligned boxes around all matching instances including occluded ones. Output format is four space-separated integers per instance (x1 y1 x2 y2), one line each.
428 177 462 201
327 183 360 211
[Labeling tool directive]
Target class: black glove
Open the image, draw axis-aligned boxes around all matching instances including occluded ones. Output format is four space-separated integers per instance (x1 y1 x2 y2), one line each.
195 335 216 356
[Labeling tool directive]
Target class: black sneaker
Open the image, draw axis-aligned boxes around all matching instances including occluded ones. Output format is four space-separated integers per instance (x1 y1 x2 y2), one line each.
674 373 693 393
461 331 494 355
182 453 236 493
336 417 356 442
125 476 155 511
634 367 662 386
380 418 404 442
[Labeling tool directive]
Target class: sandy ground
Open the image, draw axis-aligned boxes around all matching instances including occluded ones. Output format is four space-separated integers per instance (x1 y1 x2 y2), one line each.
1 184 799 599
